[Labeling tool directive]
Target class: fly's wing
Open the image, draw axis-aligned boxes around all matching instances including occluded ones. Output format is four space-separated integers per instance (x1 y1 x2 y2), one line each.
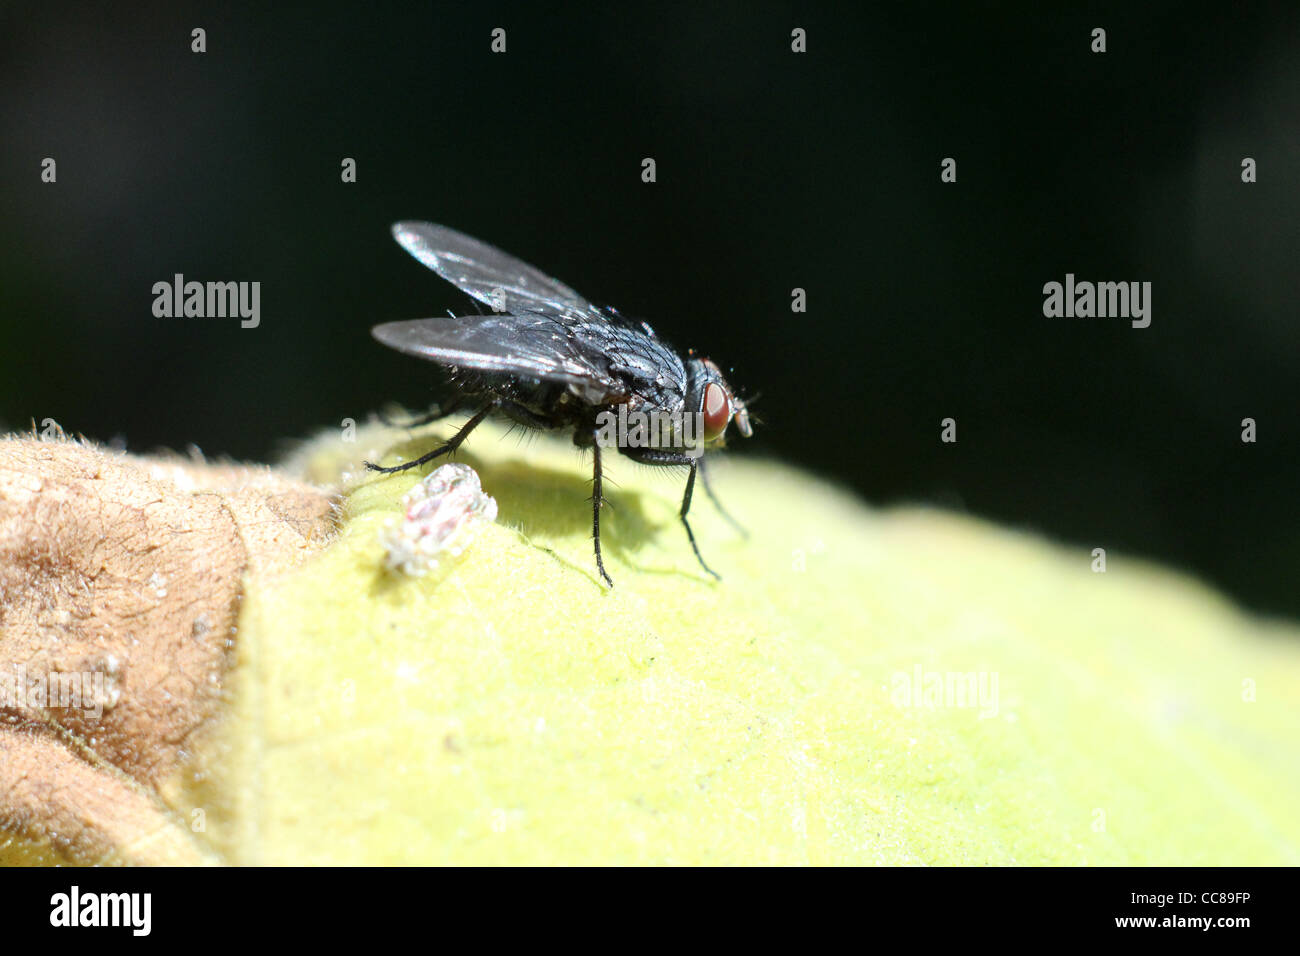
372 314 630 401
392 221 591 316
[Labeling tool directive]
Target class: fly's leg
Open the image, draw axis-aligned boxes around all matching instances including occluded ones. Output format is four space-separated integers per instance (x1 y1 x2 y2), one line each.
623 448 721 581
698 456 748 539
364 403 494 474
591 430 614 587
676 458 720 580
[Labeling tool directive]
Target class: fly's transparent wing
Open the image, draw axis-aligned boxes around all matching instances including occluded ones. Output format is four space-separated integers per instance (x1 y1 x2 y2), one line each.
372 315 628 399
392 221 592 316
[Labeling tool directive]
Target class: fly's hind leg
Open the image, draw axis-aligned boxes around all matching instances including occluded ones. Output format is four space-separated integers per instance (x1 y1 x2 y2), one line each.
364 403 494 474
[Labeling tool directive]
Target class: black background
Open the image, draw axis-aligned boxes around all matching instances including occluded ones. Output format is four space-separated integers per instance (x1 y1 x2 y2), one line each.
2 2 1297 616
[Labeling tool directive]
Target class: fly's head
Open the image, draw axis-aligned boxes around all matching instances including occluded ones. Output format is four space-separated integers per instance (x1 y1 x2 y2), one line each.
685 356 752 449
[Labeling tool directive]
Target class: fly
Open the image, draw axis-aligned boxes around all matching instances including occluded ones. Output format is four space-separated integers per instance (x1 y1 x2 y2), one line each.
366 221 752 587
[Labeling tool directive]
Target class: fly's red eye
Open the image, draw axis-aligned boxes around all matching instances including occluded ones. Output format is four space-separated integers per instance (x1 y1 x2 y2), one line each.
702 382 731 441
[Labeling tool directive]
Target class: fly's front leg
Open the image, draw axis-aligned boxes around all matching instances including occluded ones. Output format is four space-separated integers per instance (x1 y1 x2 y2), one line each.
624 448 721 581
591 430 614 587
364 403 494 474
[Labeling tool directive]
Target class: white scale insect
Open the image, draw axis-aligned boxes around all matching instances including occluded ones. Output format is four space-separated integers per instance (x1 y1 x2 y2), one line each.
381 463 498 576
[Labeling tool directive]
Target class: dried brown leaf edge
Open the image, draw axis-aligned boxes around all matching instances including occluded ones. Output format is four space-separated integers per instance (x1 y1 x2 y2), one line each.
0 435 333 865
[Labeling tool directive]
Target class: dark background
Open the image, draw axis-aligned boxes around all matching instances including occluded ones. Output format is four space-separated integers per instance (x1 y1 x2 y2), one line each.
2 2 1297 616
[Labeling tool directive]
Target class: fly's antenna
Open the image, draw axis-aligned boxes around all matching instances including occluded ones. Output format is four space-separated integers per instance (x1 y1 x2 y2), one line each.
737 391 763 427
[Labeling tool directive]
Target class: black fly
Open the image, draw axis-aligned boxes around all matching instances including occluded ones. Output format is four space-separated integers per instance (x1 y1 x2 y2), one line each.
366 221 752 587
